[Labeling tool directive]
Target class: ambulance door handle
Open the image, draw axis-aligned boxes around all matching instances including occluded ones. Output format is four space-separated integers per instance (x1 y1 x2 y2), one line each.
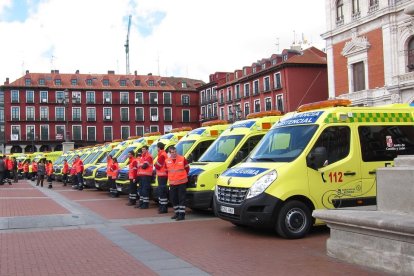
368 171 376 175
344 172 356 176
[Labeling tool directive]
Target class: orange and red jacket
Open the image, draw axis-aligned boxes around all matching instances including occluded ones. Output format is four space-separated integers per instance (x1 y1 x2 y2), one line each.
31 162 38 172
154 149 168 177
110 162 120 179
6 159 13 170
165 155 189 186
75 159 84 174
106 158 113 176
46 163 53 176
23 163 29 173
18 162 23 170
70 161 77 175
62 162 69 174
138 152 153 176
128 157 138 180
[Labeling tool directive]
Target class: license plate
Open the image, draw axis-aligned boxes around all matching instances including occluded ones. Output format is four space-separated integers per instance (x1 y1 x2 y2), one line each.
220 205 234 214
117 187 122 192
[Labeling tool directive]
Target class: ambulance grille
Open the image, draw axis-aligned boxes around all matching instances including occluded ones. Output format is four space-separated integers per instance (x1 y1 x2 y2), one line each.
95 171 107 178
217 186 248 204
118 172 128 181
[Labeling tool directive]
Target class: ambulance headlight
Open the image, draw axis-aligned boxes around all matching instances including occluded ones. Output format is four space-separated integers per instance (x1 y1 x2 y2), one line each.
246 170 277 199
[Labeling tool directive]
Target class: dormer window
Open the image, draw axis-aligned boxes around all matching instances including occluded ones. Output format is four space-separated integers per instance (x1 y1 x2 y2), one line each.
25 79 31 86
181 82 187 88
120 79 127 86
272 59 277 65
160 80 166 86
86 79 93 86
103 79 110 86
55 79 61 86
252 67 257 73
243 68 247 76
135 80 141 86
261 64 266 70
148 80 154 86
71 79 77 86
39 78 45 85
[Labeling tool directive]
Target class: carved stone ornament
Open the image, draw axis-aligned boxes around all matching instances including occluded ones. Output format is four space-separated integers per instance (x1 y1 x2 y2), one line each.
341 33 371 57
391 93 401 104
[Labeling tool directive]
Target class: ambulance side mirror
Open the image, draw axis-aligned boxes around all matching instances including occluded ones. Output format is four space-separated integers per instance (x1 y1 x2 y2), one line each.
187 153 194 163
307 146 328 170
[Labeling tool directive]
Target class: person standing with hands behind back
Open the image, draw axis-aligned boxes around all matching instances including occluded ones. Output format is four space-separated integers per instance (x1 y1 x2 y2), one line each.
126 151 138 206
166 146 189 221
36 159 46 187
154 142 168 214
109 157 120 197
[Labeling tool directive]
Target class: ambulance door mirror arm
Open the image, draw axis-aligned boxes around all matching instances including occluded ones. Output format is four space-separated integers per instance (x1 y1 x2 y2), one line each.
230 151 245 167
187 153 194 164
306 146 328 170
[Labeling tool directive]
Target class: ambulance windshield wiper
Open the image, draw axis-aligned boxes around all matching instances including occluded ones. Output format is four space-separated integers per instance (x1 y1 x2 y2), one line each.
250 157 276 162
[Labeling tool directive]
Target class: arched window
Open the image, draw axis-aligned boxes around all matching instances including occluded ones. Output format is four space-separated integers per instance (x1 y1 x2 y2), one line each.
407 37 414 72
336 0 344 21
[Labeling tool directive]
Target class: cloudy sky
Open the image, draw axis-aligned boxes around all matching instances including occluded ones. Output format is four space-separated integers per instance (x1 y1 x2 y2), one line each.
0 0 327 84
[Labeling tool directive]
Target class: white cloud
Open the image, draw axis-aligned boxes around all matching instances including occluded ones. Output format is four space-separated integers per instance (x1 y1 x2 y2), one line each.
0 0 326 84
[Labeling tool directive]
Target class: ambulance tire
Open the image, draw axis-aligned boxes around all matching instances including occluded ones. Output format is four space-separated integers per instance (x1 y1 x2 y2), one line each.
276 200 312 239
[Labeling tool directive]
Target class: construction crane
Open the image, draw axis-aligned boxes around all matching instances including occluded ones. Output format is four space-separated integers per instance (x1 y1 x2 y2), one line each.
124 15 132 75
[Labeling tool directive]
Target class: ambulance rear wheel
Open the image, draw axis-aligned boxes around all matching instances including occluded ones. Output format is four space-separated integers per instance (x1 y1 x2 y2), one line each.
276 200 312 239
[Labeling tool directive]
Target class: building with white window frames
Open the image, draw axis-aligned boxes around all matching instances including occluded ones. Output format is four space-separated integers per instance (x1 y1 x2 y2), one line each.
323 0 414 105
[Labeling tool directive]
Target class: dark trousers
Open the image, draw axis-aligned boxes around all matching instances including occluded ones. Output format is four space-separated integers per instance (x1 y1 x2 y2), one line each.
170 184 187 215
36 175 44 187
71 174 78 187
109 177 117 195
76 173 84 187
157 176 168 207
139 176 152 206
0 172 4 185
4 170 10 180
63 173 68 184
13 169 18 182
128 179 137 203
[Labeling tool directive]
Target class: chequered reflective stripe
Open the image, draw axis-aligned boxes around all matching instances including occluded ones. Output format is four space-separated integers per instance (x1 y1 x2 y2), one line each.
158 197 168 205
178 206 186 213
324 112 413 123
129 193 137 200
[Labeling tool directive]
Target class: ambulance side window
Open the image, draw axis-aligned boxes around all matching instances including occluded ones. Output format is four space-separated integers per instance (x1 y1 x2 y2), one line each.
358 125 414 162
311 126 350 165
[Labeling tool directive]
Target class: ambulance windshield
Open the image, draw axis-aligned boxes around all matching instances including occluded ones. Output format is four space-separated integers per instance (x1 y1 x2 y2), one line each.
248 125 318 162
199 135 244 162
176 140 196 156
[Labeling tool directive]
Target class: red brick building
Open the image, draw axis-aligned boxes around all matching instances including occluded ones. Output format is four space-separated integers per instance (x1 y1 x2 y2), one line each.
199 47 329 122
2 70 203 153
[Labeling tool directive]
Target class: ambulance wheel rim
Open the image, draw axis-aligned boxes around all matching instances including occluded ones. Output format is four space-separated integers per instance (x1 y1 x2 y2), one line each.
285 208 307 233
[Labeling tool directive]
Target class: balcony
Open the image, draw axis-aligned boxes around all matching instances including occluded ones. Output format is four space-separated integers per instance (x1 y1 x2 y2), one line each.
104 116 112 121
87 117 96 122
351 11 361 21
368 3 379 13
120 117 129 122
262 87 271 93
135 117 144 122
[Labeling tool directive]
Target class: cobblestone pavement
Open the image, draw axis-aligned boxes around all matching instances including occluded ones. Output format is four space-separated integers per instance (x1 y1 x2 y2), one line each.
0 180 387 275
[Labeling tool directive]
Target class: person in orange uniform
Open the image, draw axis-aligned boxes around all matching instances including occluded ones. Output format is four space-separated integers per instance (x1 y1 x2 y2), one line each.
23 160 30 179
154 142 168 214
46 160 54 189
62 159 69 186
106 155 113 194
136 145 153 209
70 159 78 189
17 161 23 179
126 151 138 206
109 157 120 197
31 160 38 181
4 156 12 184
74 155 84 191
166 146 190 221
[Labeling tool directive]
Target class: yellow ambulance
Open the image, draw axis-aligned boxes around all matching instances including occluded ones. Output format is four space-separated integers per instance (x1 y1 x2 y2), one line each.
214 100 414 239
187 111 282 210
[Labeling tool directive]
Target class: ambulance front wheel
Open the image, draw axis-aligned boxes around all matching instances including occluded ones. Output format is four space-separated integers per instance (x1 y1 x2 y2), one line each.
276 200 312 239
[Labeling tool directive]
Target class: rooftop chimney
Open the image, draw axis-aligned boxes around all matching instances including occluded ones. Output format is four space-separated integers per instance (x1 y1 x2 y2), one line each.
148 73 152 76
108 70 115 75
25 70 29 75
4 78 9 85
134 70 137 76
75 70 79 74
